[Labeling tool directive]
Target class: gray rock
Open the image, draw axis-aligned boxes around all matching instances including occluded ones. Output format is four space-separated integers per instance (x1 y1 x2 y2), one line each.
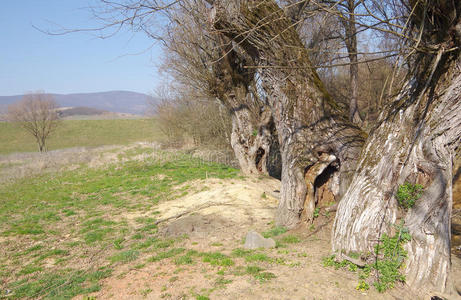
244 230 276 249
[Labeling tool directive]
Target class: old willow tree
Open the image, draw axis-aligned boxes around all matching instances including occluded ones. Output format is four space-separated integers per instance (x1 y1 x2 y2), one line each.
162 0 281 176
210 0 365 227
332 0 461 293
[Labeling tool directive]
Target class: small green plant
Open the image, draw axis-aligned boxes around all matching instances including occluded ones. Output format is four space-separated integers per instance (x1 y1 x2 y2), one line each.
313 208 320 218
254 272 276 282
371 225 411 292
175 255 193 265
140 288 152 296
396 182 423 209
324 224 411 293
244 266 275 282
356 280 369 291
322 254 357 271
214 277 232 286
113 238 124 250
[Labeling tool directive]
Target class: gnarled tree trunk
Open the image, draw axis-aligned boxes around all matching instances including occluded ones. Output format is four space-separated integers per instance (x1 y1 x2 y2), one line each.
229 96 280 176
212 35 281 176
333 0 461 293
333 49 461 294
211 0 365 228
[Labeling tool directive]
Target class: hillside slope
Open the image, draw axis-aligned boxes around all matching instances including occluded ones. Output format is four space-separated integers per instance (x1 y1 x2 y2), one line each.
0 91 158 115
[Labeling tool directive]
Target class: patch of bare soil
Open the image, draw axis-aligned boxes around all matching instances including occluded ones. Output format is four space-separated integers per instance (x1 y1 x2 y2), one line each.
88 177 461 300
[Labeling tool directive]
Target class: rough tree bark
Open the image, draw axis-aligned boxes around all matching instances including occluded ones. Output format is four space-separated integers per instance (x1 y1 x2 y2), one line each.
211 36 281 176
163 1 281 177
332 4 461 292
211 0 365 227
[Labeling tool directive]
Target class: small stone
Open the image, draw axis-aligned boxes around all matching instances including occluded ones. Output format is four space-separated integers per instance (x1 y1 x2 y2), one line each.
244 230 276 249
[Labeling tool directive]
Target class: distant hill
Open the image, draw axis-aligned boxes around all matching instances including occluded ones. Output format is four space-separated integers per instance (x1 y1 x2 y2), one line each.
0 91 158 115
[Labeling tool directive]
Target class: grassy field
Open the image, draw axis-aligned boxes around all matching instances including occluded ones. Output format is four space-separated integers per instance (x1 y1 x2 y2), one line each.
0 146 241 299
0 119 163 155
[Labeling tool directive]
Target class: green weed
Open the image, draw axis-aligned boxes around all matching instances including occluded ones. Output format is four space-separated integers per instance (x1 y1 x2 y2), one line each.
313 208 320 218
254 272 276 282
323 224 411 293
396 183 423 209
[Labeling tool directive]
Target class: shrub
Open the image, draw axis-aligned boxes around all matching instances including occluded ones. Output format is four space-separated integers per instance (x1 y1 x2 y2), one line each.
152 96 232 150
396 183 424 209
323 224 411 293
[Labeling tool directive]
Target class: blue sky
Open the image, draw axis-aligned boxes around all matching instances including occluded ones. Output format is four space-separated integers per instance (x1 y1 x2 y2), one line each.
0 0 164 96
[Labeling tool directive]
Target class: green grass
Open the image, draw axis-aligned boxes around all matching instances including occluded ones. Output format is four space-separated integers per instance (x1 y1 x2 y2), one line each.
280 235 301 244
7 267 112 300
201 252 235 267
254 271 276 282
0 118 162 154
175 255 194 265
244 253 271 263
148 248 186 262
262 226 287 238
244 266 275 282
109 250 139 263
0 147 239 299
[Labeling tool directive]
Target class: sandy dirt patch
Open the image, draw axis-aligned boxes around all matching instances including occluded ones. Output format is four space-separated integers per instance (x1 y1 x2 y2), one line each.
87 177 461 300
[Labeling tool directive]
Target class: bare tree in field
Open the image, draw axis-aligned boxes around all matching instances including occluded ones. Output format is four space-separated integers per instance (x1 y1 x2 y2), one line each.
8 92 59 152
